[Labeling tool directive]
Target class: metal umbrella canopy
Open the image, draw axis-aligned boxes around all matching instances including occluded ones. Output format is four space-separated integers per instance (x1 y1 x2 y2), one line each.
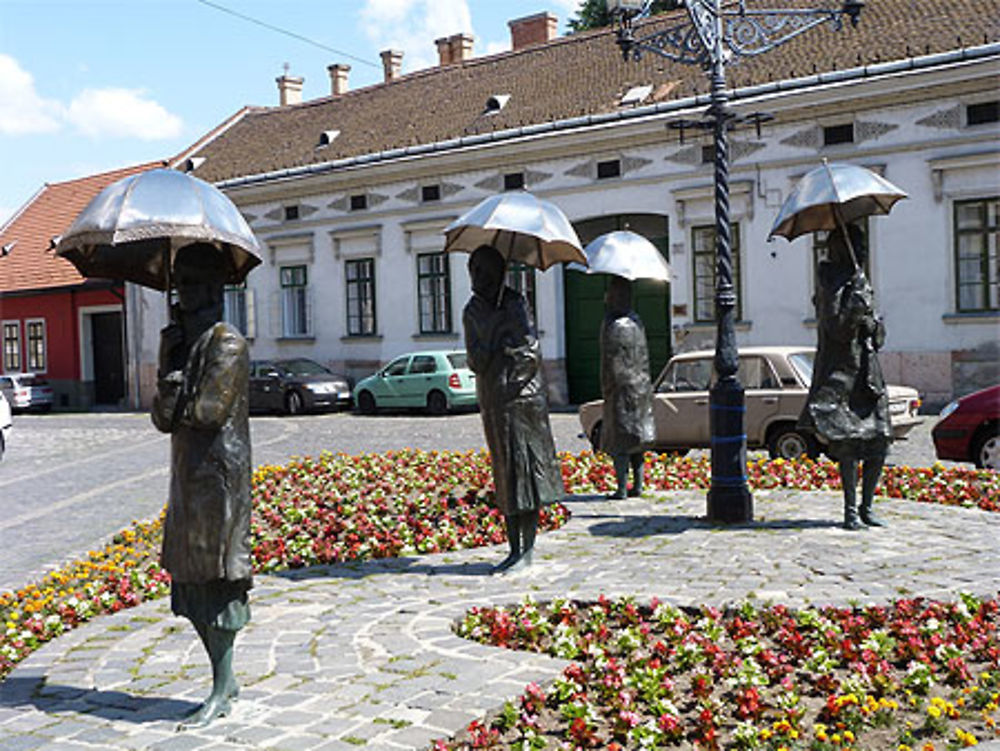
768 161 908 242
443 191 586 270
569 231 672 282
56 168 262 291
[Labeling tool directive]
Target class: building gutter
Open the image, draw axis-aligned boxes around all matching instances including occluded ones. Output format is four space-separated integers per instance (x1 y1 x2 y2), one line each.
216 42 1000 192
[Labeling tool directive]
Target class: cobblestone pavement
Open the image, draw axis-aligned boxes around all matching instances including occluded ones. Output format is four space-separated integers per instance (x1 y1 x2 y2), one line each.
2 485 998 750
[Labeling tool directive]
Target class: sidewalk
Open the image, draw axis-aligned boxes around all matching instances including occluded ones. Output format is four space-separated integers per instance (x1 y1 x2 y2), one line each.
1 488 998 750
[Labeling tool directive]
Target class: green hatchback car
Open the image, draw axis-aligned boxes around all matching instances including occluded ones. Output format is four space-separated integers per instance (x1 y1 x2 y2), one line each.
353 350 477 415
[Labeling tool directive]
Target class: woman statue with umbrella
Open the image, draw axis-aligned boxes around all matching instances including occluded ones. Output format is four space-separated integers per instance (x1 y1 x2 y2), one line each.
445 192 583 573
57 169 261 725
577 231 671 499
769 161 906 530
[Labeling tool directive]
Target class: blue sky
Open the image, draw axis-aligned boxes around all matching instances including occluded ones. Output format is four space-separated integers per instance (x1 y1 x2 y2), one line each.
0 0 582 225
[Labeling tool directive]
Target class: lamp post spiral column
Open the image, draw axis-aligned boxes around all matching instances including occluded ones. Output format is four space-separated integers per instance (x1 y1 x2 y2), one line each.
606 0 863 523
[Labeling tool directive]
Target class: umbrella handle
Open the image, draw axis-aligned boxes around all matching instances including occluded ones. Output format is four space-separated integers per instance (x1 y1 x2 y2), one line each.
832 204 861 272
495 257 508 309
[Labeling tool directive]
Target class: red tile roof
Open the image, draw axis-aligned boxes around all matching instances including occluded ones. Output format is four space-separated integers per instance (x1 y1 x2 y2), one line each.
0 162 164 294
188 0 1000 185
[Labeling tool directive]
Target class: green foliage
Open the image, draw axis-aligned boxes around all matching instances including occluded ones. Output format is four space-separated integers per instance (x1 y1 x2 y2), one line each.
568 0 684 33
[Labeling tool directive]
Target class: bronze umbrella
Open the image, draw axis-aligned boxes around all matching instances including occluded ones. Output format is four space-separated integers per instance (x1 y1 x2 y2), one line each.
55 168 262 291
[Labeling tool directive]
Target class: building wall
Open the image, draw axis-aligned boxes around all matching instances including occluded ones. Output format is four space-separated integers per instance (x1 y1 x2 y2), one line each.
0 286 123 408
128 56 1000 409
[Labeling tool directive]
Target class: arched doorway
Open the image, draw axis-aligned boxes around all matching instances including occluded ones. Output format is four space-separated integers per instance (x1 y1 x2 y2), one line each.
564 214 671 404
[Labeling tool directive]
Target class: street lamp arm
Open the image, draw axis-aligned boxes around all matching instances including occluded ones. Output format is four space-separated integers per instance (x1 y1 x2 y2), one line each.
617 3 859 64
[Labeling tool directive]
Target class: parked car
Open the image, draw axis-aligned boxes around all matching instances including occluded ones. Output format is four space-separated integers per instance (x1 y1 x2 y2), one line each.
579 346 923 460
0 391 11 460
931 384 999 469
249 358 352 415
353 350 477 415
0 373 54 413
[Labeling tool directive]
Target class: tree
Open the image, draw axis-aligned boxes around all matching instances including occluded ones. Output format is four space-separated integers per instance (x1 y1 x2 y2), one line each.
567 0 683 33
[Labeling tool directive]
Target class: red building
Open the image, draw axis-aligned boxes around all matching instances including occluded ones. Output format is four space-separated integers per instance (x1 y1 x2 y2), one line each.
0 162 162 408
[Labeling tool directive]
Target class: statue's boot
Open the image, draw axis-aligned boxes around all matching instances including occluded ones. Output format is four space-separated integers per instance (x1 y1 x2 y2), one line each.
504 512 538 574
859 458 887 527
627 453 644 497
609 455 628 499
839 458 864 531
179 625 237 729
494 515 522 573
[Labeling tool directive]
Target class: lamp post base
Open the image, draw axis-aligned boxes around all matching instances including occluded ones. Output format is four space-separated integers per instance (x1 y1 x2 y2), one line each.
707 378 754 523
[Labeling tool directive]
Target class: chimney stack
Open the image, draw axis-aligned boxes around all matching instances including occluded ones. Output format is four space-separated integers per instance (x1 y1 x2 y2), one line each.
436 33 474 66
276 69 304 106
435 37 453 66
508 12 558 51
328 63 351 95
380 49 403 82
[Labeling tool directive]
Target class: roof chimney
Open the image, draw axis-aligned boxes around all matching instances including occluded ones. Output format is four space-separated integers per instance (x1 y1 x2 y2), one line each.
328 63 351 95
380 49 403 82
435 37 453 66
508 12 558 51
276 69 304 106
449 33 474 63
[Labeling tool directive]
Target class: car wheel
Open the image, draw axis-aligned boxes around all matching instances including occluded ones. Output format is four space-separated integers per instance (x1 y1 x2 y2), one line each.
972 427 1000 470
285 390 304 416
768 424 818 460
426 390 448 416
589 421 603 453
358 391 376 415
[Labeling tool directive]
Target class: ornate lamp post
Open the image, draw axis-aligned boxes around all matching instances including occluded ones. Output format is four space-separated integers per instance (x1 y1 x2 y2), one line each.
606 0 862 523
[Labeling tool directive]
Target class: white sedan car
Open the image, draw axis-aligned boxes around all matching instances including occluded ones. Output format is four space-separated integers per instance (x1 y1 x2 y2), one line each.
579 346 922 460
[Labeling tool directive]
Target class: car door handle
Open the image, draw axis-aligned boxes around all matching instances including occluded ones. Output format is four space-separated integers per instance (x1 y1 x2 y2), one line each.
695 399 708 406
762 397 778 404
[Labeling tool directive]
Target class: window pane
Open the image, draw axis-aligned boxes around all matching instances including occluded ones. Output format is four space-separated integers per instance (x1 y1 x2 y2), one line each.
223 284 248 335
346 258 376 336
955 198 999 312
416 252 451 334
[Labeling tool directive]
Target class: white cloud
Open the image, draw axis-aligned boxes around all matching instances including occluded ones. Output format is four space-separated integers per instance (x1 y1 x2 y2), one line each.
0 54 182 141
66 88 183 141
0 54 63 135
360 0 473 73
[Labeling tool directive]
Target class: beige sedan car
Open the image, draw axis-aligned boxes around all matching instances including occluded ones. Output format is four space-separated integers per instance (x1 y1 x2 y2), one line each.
579 346 922 460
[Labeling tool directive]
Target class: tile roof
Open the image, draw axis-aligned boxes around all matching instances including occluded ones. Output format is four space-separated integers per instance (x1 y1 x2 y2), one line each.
189 0 1000 186
0 162 163 295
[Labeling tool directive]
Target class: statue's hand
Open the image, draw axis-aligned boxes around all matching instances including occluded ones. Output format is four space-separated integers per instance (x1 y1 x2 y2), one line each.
158 324 184 377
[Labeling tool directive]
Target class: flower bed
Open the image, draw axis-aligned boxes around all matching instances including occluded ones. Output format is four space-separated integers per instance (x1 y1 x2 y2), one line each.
443 595 1000 750
1 450 995 682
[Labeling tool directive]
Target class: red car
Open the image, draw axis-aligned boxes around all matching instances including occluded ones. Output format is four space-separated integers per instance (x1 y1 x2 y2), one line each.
931 384 1000 469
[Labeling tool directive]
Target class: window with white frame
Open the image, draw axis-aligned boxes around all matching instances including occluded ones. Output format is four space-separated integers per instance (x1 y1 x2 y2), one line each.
25 319 46 372
223 283 255 338
417 252 451 334
280 265 311 336
2 321 20 372
506 262 537 326
346 257 377 336
954 197 999 312
692 223 742 322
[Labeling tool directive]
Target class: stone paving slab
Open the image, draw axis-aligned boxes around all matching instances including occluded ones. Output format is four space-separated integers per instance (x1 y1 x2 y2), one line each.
1 489 998 750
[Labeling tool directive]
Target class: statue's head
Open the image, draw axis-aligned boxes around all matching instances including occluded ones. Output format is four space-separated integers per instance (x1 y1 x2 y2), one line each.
468 245 505 301
827 223 866 270
173 242 226 316
605 275 632 315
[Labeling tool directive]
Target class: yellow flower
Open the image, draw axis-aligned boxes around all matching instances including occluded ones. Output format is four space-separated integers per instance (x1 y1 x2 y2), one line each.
844 730 855 743
927 704 942 719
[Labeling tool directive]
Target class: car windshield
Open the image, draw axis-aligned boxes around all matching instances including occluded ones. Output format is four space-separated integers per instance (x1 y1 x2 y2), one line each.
447 353 468 370
278 359 330 376
788 352 814 386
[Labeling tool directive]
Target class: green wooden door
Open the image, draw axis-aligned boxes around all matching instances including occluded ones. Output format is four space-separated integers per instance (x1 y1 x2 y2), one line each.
564 214 671 405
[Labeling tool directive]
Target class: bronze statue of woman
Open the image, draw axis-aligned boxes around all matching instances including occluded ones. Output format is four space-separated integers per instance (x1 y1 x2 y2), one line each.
152 242 252 726
800 224 890 530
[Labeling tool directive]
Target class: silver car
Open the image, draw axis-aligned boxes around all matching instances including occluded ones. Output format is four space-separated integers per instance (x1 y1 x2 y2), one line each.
579 346 922 460
0 373 55 413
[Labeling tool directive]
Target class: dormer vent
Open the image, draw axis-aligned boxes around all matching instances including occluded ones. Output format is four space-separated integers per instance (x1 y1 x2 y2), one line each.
184 157 206 172
621 85 653 106
485 94 510 114
318 129 341 147
1 241 15 257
